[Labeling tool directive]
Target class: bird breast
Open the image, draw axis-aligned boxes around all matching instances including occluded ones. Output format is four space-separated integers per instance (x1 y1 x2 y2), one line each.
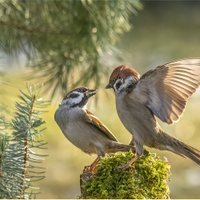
115 92 159 147
54 106 107 155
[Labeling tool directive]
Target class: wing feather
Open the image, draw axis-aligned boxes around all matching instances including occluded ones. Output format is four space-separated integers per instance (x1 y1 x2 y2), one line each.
84 109 118 142
134 58 200 124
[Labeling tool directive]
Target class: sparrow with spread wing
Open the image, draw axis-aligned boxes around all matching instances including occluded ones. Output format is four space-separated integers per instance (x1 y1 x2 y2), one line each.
106 58 200 168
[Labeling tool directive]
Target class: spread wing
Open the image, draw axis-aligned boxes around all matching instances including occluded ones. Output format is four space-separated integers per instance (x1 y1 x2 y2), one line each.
133 58 200 124
84 110 118 142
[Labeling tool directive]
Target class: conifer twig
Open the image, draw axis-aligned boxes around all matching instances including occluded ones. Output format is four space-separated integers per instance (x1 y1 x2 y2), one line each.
0 86 49 199
19 94 36 198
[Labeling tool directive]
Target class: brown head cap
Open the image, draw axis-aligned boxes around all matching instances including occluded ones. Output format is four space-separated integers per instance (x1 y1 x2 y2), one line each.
106 65 140 89
109 65 140 81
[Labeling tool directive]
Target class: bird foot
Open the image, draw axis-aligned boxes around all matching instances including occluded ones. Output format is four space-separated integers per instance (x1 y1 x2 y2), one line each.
83 165 91 173
117 163 135 170
82 157 99 173
83 165 97 173
117 155 138 170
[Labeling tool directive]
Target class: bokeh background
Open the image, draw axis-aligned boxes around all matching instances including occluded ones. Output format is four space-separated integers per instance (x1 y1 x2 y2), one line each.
1 1 200 199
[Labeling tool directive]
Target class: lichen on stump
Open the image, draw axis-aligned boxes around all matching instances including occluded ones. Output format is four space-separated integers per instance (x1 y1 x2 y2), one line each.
80 151 171 199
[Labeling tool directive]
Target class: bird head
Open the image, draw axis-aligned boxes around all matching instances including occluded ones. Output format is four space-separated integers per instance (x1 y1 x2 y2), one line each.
61 87 96 108
106 65 140 93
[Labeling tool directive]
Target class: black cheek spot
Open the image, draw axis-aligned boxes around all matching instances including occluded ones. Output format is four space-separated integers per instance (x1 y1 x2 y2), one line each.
116 81 122 90
69 93 79 98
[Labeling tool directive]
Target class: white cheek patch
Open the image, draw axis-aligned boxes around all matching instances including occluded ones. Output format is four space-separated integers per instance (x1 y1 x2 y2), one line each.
70 92 84 105
114 76 137 93
61 92 84 106
124 76 137 88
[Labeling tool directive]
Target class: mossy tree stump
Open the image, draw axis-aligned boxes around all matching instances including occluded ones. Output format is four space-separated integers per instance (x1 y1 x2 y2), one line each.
80 151 171 199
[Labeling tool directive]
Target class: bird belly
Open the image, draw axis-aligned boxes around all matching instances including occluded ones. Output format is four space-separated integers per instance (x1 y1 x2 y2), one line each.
55 107 98 154
63 122 99 155
116 96 158 148
117 105 143 143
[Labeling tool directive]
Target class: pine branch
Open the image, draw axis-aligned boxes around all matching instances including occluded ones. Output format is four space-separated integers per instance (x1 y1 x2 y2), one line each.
19 139 28 199
0 19 73 35
0 86 49 199
18 96 35 199
19 94 36 199
0 135 7 178
0 1 143 98
0 111 10 198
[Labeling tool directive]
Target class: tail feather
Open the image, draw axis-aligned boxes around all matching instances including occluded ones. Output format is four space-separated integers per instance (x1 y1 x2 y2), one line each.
180 142 200 164
171 139 200 165
159 130 200 165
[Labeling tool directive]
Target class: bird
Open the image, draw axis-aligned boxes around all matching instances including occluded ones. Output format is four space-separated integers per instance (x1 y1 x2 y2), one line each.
54 87 135 172
106 58 200 168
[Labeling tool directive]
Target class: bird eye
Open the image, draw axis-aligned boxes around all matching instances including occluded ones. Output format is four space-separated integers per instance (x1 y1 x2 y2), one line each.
77 88 87 93
69 93 79 98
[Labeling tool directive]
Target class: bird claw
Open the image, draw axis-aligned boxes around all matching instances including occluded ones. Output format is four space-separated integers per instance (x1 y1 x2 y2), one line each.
82 156 99 173
117 155 138 170
83 166 95 173
117 163 135 170
83 166 91 173
83 164 98 173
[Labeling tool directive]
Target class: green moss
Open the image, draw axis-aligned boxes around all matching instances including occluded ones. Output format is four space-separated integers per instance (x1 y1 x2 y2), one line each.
80 151 171 199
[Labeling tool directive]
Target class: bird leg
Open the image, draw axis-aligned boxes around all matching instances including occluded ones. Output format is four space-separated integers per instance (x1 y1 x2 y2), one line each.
118 155 139 170
83 156 100 173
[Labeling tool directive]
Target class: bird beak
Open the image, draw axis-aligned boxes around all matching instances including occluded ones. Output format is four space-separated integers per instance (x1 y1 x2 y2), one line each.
105 82 112 89
86 89 96 98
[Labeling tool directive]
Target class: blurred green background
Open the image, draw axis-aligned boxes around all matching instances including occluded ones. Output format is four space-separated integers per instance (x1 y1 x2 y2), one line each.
1 1 200 199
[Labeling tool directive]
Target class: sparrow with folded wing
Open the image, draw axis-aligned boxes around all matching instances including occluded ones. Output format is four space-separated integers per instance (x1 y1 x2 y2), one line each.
54 87 135 172
106 58 200 168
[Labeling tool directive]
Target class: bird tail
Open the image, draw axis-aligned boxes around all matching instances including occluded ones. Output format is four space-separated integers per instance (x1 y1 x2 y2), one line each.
165 135 200 165
177 141 200 165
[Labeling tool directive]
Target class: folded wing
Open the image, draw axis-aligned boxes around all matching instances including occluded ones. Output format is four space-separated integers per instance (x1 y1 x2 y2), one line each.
84 110 118 141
